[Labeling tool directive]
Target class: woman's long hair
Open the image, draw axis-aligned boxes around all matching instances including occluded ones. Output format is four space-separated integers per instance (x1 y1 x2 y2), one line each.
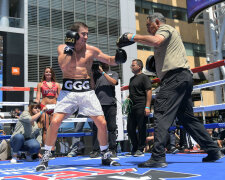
41 67 56 82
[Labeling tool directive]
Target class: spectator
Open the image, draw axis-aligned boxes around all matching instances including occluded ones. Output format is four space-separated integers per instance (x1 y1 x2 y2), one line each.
14 108 22 119
9 108 22 134
0 139 11 160
90 62 119 158
67 121 87 157
126 59 152 157
10 102 47 163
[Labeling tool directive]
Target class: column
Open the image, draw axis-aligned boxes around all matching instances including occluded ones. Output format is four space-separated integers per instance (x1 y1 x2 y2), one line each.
0 0 9 27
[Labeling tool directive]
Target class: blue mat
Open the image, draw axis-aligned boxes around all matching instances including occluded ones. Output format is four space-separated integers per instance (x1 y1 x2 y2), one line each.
0 153 224 179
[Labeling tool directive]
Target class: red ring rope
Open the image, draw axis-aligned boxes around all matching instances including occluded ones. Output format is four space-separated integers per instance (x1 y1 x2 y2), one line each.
121 59 225 91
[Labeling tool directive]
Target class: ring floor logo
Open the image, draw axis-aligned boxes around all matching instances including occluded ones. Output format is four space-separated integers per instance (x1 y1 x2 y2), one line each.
0 167 200 180
2 153 220 179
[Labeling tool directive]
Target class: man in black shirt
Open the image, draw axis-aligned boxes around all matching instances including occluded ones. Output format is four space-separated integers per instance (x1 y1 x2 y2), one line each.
127 59 152 156
90 62 119 158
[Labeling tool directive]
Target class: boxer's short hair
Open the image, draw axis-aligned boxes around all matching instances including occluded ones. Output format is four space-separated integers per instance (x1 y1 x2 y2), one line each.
70 22 88 32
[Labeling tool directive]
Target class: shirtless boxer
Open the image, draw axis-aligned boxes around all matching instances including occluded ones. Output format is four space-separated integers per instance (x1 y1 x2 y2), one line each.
36 22 126 171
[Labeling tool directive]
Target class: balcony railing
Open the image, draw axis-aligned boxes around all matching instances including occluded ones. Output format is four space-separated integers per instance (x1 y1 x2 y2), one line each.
0 16 23 28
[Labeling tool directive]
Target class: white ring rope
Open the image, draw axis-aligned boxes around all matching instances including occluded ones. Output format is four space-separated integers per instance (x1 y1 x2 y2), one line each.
0 102 29 106
0 118 92 124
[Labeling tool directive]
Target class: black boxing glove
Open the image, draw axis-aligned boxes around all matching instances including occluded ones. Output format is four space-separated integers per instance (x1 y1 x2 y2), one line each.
115 48 127 64
116 32 135 48
64 30 80 55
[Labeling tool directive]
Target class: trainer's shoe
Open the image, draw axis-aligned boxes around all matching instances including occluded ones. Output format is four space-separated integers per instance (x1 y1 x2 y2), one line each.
202 150 224 162
67 146 78 157
125 151 135 156
167 147 179 154
101 149 120 166
133 150 144 157
138 159 168 168
36 150 52 171
89 151 100 158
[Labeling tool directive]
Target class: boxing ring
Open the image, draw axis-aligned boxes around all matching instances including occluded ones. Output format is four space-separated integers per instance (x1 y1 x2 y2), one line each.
1 60 225 138
0 60 225 179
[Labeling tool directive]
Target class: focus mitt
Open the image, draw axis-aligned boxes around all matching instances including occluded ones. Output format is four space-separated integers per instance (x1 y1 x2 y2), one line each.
116 32 135 48
146 55 156 73
115 49 127 64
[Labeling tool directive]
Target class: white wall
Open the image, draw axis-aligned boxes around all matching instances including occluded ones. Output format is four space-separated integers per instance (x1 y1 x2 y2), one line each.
119 0 137 90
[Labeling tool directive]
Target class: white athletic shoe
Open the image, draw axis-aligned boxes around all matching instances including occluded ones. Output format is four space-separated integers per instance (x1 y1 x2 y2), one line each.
10 158 17 163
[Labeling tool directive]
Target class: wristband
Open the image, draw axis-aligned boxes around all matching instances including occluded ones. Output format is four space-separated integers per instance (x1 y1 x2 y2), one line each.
131 33 136 41
145 107 150 109
102 72 105 75
40 111 43 115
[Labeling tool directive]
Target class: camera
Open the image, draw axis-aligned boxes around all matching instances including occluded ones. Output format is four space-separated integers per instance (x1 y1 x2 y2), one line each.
92 61 100 72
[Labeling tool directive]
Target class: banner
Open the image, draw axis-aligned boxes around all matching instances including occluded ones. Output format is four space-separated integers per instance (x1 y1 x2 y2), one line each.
187 0 224 23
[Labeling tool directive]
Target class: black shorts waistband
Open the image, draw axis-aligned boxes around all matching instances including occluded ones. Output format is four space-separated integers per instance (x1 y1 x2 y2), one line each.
62 79 91 92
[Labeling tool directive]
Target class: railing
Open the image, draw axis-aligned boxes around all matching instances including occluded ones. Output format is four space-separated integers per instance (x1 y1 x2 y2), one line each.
0 16 23 28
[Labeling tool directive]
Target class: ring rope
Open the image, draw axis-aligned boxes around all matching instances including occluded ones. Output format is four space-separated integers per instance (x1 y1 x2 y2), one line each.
193 79 225 90
0 87 37 91
0 132 93 140
0 118 93 124
0 60 225 140
121 59 225 90
1 102 225 124
2 122 225 140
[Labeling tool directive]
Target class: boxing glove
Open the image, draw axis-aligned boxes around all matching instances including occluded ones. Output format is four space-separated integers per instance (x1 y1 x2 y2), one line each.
146 55 156 73
116 32 135 48
115 48 127 64
64 30 80 55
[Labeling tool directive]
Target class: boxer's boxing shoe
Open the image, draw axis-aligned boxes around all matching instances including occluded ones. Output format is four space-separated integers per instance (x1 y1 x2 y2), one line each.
101 149 121 166
36 150 51 171
202 150 224 162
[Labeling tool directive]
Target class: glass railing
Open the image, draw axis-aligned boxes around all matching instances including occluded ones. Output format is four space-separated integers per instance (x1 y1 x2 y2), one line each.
0 16 23 28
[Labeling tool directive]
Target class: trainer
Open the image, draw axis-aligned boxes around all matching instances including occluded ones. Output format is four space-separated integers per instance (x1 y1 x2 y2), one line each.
36 22 127 171
117 12 223 168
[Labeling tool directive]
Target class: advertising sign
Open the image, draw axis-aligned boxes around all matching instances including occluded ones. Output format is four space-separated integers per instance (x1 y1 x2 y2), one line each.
187 0 224 23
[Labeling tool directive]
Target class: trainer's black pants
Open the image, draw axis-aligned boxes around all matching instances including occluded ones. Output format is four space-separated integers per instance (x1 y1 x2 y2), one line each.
92 104 117 151
127 104 148 152
151 68 219 161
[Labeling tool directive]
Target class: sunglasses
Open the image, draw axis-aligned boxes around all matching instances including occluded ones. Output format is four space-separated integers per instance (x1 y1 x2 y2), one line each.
33 106 40 109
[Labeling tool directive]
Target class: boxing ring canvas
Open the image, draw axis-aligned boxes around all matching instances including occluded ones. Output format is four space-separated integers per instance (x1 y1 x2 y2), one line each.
0 153 224 179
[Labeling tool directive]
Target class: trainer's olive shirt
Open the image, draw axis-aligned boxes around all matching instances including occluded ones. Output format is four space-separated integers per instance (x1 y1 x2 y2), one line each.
154 24 190 80
11 111 42 144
